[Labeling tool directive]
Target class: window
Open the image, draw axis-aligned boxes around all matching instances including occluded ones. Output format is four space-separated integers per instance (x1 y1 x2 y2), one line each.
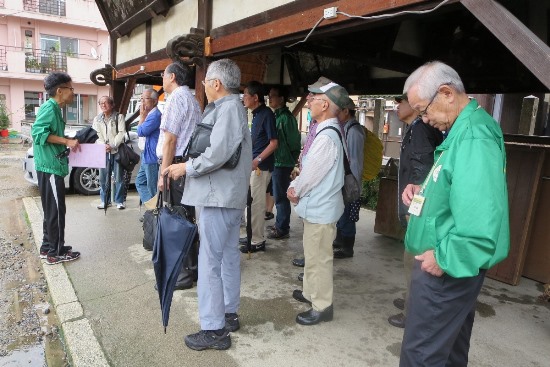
39 0 66 16
66 95 97 124
24 92 97 124
24 91 46 119
40 34 78 56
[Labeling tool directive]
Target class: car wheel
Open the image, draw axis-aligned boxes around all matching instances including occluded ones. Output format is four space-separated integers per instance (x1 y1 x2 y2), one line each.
73 167 100 195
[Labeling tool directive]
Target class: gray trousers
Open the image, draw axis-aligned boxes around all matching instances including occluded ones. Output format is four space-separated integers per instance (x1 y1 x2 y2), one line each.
197 206 242 330
400 260 486 367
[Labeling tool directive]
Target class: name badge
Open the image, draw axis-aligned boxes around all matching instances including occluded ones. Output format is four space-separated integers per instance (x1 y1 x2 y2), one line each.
408 194 425 216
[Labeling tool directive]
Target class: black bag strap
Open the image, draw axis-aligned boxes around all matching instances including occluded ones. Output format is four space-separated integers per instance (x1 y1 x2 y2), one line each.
345 121 360 140
318 126 352 175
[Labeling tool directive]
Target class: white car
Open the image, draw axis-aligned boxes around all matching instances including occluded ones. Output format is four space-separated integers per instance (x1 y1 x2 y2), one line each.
23 126 142 196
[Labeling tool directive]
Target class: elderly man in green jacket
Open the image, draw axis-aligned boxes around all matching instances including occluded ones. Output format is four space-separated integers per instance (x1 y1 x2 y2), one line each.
32 72 81 265
399 61 509 367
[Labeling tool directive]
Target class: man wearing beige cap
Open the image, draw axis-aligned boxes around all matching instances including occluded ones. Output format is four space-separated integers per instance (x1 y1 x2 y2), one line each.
287 77 348 325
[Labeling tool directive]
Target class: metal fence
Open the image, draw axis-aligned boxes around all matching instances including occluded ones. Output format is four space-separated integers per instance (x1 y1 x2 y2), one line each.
0 47 6 71
23 0 66 16
25 50 67 73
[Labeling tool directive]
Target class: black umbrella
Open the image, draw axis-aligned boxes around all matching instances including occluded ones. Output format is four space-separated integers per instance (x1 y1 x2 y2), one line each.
245 186 253 258
103 152 113 215
74 126 98 144
152 178 198 332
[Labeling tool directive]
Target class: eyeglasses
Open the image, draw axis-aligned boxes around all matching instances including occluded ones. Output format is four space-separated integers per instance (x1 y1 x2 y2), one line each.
59 86 74 92
201 78 216 86
418 93 438 117
98 102 108 105
310 97 328 103
140 97 152 100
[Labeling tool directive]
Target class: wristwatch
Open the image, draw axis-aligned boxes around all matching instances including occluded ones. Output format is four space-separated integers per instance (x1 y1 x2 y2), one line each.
257 156 262 163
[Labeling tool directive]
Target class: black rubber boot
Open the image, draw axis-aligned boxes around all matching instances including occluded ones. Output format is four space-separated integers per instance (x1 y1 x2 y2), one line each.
332 229 344 249
333 236 354 258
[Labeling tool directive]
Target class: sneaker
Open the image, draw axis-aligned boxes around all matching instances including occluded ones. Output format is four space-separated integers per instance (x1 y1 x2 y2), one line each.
225 313 240 332
97 202 112 209
239 241 266 253
117 203 125 210
40 245 72 259
264 211 274 220
184 329 231 351
267 228 289 240
46 251 81 265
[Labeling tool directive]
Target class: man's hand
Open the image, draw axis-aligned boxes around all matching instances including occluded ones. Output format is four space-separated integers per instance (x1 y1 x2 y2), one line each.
287 187 299 204
252 158 259 171
290 167 300 180
415 250 444 277
66 138 80 151
157 175 167 192
139 103 148 123
105 144 111 153
402 184 421 206
162 163 186 181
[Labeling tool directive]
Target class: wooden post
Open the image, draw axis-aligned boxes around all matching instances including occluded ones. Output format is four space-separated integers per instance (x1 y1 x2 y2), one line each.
518 95 539 135
373 98 385 139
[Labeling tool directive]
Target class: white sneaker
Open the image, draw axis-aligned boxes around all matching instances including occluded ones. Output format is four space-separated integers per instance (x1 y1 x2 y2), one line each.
117 203 125 210
97 202 105 209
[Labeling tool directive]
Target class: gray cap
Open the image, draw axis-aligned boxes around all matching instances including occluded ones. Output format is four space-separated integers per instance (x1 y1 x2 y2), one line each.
308 77 350 110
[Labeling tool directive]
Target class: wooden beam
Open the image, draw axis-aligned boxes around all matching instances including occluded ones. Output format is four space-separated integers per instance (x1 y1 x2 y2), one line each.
292 93 308 117
211 0 334 39
119 78 136 115
210 0 430 55
115 59 171 80
197 0 212 36
460 0 550 90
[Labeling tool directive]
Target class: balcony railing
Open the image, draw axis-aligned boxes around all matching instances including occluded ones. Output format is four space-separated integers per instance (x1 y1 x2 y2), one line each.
0 1 5 8
25 50 67 73
0 45 101 76
23 0 66 16
0 47 6 71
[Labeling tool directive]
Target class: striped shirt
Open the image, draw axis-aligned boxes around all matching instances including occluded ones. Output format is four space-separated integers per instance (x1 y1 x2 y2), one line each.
156 86 201 159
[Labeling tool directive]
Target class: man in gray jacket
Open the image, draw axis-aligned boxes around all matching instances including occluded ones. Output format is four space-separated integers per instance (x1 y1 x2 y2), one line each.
163 59 252 351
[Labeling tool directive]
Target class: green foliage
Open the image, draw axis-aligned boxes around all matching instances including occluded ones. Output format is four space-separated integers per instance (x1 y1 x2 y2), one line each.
0 102 10 130
361 176 380 210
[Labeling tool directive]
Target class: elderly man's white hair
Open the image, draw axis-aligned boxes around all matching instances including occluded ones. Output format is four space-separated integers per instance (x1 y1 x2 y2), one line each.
206 59 241 93
404 61 465 100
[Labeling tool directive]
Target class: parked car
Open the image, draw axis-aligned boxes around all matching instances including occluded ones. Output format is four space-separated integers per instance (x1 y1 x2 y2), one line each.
23 125 142 195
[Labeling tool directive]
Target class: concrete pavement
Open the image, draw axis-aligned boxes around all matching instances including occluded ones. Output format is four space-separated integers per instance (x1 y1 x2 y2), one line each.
24 192 550 367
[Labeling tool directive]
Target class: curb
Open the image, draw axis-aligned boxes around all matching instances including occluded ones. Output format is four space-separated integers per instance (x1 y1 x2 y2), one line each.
23 197 110 367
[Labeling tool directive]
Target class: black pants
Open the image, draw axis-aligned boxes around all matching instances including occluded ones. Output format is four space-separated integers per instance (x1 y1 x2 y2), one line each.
400 260 486 367
37 171 67 257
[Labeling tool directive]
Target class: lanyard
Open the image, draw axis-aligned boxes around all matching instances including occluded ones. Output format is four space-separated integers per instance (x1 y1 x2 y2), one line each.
419 152 444 195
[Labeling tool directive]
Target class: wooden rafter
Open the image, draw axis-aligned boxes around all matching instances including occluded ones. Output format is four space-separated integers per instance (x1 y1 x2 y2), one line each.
460 0 550 90
209 0 435 55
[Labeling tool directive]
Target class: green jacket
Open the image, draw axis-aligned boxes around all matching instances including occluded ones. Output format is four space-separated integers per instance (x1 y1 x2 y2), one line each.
274 106 301 167
405 99 509 278
32 98 69 177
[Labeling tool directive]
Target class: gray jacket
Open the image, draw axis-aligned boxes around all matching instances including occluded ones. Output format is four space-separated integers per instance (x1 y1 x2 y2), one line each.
182 94 252 209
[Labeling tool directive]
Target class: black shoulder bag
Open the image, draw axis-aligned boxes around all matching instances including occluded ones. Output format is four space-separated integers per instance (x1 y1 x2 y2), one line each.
186 106 242 169
318 126 361 204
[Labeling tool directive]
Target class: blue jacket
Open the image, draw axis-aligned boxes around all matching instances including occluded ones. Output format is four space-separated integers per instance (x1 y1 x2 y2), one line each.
137 107 161 164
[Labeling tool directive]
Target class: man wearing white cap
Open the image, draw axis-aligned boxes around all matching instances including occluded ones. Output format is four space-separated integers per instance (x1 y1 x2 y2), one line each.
287 77 348 325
